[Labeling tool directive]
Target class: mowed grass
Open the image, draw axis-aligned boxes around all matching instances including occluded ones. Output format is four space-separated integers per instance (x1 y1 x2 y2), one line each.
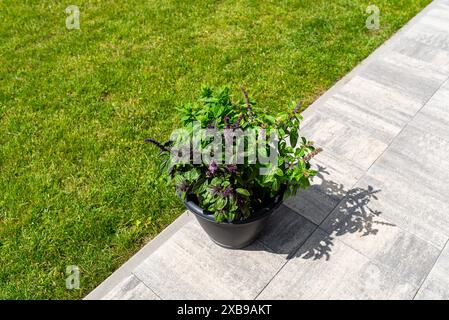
0 0 430 299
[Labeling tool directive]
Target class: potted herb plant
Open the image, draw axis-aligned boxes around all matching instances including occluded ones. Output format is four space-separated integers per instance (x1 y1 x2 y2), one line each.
145 86 321 249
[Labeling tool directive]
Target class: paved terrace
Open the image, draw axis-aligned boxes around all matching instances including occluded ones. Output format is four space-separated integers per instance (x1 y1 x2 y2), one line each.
86 0 449 300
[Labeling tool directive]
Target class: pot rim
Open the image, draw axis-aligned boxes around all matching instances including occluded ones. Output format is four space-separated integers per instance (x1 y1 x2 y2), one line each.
183 187 286 225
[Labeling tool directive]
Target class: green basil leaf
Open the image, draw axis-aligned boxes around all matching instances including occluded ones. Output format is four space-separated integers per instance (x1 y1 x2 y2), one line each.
236 188 250 196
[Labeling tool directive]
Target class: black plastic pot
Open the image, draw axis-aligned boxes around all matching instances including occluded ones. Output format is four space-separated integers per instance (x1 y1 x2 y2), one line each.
183 190 285 249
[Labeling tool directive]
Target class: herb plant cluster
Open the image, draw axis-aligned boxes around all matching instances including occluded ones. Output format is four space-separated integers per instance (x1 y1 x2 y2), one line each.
146 86 321 222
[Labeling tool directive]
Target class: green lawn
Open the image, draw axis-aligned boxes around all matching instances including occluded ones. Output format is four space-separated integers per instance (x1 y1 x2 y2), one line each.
0 0 430 299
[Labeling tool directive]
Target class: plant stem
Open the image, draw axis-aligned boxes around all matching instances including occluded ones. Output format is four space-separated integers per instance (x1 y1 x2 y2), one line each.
144 138 170 152
303 147 323 162
240 86 253 119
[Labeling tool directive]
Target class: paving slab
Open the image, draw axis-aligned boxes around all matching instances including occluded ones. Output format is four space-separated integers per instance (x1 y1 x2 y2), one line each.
301 110 389 170
415 242 449 299
257 229 418 300
334 75 422 124
284 151 364 224
392 37 449 75
361 53 447 105
133 219 286 300
318 95 404 144
404 6 449 51
355 172 449 250
101 275 159 300
374 122 449 199
258 205 317 258
409 80 449 141
321 190 441 287
361 125 449 249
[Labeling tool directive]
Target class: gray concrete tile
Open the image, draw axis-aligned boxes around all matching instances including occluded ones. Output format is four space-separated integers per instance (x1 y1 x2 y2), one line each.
320 95 403 143
321 186 440 287
372 137 449 200
133 220 285 300
335 75 422 125
410 81 449 142
301 110 388 170
101 275 159 300
257 228 417 300
423 7 449 31
392 37 449 76
361 52 447 105
258 205 317 257
415 242 449 299
284 151 364 224
355 171 449 250
358 125 449 248
390 122 449 164
405 8 449 52
383 50 449 81
387 125 449 195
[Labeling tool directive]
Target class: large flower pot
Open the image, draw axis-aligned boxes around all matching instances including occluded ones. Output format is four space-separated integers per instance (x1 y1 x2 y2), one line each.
183 191 285 249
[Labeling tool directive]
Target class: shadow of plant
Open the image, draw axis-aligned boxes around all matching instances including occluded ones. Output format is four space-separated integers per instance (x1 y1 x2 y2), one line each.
258 164 396 261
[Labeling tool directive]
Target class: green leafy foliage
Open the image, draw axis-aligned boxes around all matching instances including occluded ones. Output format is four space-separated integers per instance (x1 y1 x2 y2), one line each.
147 86 321 222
